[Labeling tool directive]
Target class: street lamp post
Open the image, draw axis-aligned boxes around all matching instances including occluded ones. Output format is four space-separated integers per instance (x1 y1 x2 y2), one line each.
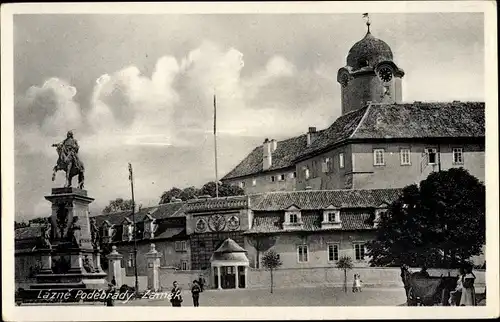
128 163 139 295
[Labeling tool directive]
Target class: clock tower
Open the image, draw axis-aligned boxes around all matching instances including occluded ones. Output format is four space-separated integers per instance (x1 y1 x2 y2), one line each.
337 17 404 115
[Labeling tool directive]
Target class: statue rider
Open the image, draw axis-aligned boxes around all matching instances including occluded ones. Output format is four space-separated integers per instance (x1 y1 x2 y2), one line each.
52 131 84 187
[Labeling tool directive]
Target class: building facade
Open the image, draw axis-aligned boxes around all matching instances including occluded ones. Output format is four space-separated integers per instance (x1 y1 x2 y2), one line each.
221 26 485 193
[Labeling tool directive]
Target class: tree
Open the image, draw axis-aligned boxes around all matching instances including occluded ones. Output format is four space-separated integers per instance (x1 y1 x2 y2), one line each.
367 168 485 269
198 181 245 198
336 256 353 293
159 181 245 204
159 187 183 204
103 198 134 214
15 221 29 229
261 250 282 293
247 235 277 268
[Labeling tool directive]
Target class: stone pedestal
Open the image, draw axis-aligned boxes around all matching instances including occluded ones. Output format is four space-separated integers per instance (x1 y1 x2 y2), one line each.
107 246 123 288
145 244 162 291
30 188 107 291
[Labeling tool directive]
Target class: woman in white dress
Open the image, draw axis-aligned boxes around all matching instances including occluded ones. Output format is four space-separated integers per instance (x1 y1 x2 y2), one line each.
460 267 476 306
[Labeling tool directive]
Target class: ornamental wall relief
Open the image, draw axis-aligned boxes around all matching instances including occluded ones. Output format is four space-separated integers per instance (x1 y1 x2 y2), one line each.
195 218 208 233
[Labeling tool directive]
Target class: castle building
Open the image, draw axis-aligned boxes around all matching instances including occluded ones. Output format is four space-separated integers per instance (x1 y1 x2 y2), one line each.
221 25 485 194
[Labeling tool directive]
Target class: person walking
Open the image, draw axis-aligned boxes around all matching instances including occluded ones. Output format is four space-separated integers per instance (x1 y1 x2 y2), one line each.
449 267 465 306
460 266 477 306
353 274 363 292
191 280 201 307
198 275 206 292
105 283 115 307
111 276 117 287
170 281 183 307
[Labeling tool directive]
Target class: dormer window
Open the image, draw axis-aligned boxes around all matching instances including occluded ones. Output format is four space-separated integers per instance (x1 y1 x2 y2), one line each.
322 206 341 229
374 207 387 228
283 206 303 230
143 215 158 239
122 219 134 242
303 167 310 180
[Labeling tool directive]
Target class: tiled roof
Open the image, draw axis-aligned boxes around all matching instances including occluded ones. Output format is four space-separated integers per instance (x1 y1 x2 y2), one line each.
154 227 186 240
246 210 374 234
221 135 307 180
296 107 368 160
351 102 485 139
222 101 485 178
186 195 249 213
15 226 42 240
93 202 186 226
248 188 401 211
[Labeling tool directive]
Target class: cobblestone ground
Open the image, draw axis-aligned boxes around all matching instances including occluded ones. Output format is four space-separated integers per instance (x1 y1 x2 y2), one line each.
117 286 409 306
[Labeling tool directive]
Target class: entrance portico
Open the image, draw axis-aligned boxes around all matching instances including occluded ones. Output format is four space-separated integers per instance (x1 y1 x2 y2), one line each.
210 238 249 290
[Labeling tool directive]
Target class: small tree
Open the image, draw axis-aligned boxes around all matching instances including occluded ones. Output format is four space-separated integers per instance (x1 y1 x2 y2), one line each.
248 235 277 268
336 256 353 293
261 250 282 293
103 198 134 214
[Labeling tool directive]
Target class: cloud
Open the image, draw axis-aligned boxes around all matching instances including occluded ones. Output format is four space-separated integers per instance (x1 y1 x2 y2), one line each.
15 40 340 218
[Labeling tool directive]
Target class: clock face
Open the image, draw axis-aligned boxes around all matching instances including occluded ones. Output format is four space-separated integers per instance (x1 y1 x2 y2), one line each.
340 74 349 88
379 67 393 82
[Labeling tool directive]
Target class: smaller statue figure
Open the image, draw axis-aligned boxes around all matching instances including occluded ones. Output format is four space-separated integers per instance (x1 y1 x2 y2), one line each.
90 217 100 250
67 216 82 247
41 222 52 250
83 255 96 273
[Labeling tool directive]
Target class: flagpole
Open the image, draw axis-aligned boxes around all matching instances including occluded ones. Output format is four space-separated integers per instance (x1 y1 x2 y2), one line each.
214 91 219 198
128 163 139 295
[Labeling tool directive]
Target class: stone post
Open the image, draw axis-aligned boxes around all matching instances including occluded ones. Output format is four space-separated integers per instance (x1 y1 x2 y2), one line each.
145 243 162 291
107 246 123 287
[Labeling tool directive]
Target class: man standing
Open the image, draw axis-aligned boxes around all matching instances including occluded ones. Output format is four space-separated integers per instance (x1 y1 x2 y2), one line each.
191 280 201 307
170 281 183 307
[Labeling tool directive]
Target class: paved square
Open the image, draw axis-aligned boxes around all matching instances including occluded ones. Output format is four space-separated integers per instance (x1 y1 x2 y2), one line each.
119 286 409 307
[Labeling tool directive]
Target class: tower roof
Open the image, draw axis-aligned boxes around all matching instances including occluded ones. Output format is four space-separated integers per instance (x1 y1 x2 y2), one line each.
346 31 394 70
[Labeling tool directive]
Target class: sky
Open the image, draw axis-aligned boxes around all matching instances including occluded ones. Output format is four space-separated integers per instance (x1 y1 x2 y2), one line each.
13 13 484 221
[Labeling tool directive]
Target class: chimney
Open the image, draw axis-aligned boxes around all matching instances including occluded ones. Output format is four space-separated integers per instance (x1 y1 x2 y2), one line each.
270 139 278 152
306 127 317 146
263 138 272 171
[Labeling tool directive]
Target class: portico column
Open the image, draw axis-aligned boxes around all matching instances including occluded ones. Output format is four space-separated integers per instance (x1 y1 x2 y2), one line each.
217 266 222 290
244 266 248 289
235 266 239 289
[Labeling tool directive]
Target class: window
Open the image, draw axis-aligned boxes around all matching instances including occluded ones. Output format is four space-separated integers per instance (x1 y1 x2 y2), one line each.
289 213 298 223
290 172 297 179
339 153 345 169
322 158 331 173
453 148 463 164
328 244 339 262
278 174 285 181
252 179 257 186
426 148 437 164
175 241 187 252
270 175 276 182
239 181 245 188
327 212 338 222
304 168 310 180
373 149 385 166
354 243 366 260
181 260 188 271
400 148 411 165
297 245 309 263
128 253 134 267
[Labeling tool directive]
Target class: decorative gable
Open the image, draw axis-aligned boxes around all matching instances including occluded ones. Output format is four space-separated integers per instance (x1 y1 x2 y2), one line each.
283 205 303 230
122 217 134 242
321 205 341 229
101 220 116 243
143 214 158 239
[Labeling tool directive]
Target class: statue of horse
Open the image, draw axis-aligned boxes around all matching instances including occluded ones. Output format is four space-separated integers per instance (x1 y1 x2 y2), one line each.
400 265 457 306
51 143 85 189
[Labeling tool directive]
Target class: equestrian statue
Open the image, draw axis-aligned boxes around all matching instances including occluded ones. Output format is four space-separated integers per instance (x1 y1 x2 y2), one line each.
51 131 85 189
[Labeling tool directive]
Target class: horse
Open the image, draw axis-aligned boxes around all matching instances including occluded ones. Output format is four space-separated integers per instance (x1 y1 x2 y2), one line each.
400 265 458 306
51 144 85 189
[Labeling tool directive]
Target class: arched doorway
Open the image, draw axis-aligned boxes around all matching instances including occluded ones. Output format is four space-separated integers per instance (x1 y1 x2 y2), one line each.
210 238 249 289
